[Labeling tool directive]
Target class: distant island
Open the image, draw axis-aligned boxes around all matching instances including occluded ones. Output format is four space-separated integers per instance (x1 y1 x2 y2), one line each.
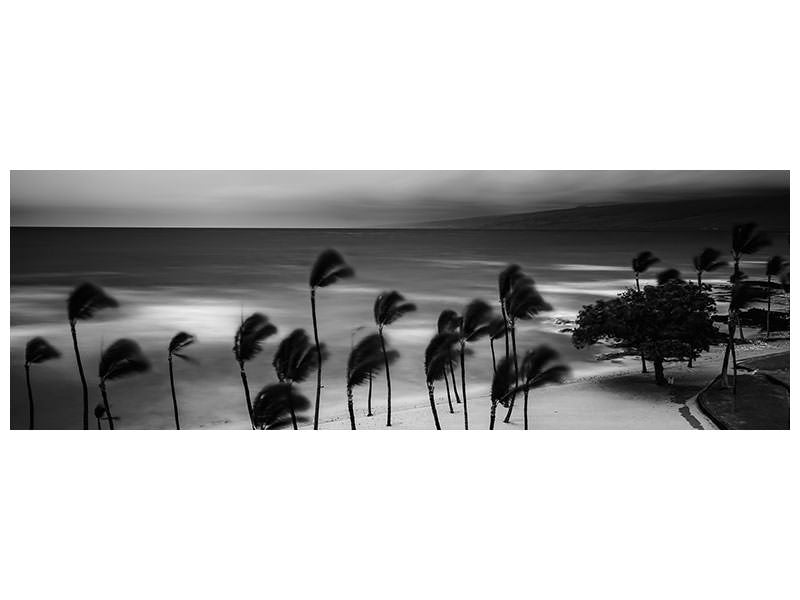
414 188 789 231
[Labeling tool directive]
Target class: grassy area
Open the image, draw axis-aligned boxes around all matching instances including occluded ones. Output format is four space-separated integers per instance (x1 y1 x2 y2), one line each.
698 352 789 430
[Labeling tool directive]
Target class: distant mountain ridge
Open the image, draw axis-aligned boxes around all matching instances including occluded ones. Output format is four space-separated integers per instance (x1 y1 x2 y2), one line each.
414 188 789 232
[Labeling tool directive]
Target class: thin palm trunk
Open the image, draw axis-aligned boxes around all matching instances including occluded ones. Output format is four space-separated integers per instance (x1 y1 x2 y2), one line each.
168 357 180 430
523 389 530 431
449 361 461 403
443 369 454 414
502 323 520 424
96 416 103 430
238 361 255 430
766 274 772 338
731 334 739 403
697 273 702 286
70 321 89 430
460 344 468 430
99 382 115 430
635 276 648 373
379 329 393 427
288 382 298 430
489 401 497 430
347 386 356 430
310 289 322 430
490 338 497 375
427 383 441 430
366 371 373 416
25 363 34 430
500 301 510 360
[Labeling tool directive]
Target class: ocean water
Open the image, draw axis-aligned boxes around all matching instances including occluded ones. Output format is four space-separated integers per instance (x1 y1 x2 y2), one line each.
9 227 789 429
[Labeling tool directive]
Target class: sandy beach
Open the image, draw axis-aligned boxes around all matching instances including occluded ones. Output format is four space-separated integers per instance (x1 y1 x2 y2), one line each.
318 336 790 430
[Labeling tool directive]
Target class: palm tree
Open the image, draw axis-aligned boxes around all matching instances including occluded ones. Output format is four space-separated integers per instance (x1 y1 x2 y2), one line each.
374 291 417 427
437 309 462 405
498 264 524 362
693 248 727 286
720 282 765 399
765 256 789 338
309 249 354 430
98 339 150 430
233 313 277 429
424 332 460 429
167 332 196 430
253 383 311 430
631 252 659 373
487 316 506 376
490 356 516 430
346 334 397 430
731 223 771 340
67 282 118 429
24 337 60 429
457 299 493 430
519 346 570 430
273 328 326 430
502 279 552 424
94 404 106 430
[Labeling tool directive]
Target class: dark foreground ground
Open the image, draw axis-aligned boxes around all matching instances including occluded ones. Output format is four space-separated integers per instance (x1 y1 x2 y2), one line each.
698 351 790 430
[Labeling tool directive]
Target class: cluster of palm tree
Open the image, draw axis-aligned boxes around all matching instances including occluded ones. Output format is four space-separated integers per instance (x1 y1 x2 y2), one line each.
628 222 789 406
22 247 570 430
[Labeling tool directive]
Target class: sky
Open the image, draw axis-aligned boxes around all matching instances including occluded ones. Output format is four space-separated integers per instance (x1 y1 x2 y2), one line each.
10 170 789 227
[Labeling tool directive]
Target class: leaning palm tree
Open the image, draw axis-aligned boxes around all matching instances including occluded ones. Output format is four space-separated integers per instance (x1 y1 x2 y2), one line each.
67 282 118 429
765 256 789 338
98 339 150 430
489 356 516 430
731 223 771 340
252 383 312 430
309 249 355 430
233 313 277 429
374 291 417 427
346 333 397 430
424 332 460 429
437 309 463 406
457 299 493 430
502 279 552 424
487 316 506 376
519 346 570 430
94 404 106 430
720 282 765 399
632 251 660 292
498 264 524 362
693 248 727 286
272 328 327 429
167 332 196 430
24 337 60 429
631 252 658 373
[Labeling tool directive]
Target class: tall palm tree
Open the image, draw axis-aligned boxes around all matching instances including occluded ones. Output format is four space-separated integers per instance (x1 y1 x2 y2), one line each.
693 248 727 286
67 282 118 429
346 333 397 430
437 309 462 405
490 356 516 430
424 332 460 429
233 313 277 429
765 256 789 338
98 339 150 430
720 282 765 400
167 332 196 430
309 249 354 430
502 279 552 424
253 383 311 430
498 264 524 362
519 346 570 430
94 404 106 430
273 328 326 430
24 337 60 429
457 299 493 430
487 316 506 376
631 252 659 373
731 223 771 340
374 291 417 427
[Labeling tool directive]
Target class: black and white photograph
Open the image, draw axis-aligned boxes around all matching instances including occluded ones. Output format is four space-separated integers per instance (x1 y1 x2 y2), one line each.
9 170 790 430
2 2 796 600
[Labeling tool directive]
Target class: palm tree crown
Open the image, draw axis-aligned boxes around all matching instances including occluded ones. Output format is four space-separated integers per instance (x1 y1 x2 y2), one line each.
99 339 151 382
437 309 462 335
273 328 326 383
732 222 772 259
169 332 196 359
766 255 789 278
374 291 417 329
68 282 118 322
253 383 311 430
505 278 552 322
25 337 60 365
693 248 727 283
309 248 355 289
632 251 660 279
460 299 493 342
424 333 460 385
234 313 277 363
520 346 570 389
347 334 397 390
